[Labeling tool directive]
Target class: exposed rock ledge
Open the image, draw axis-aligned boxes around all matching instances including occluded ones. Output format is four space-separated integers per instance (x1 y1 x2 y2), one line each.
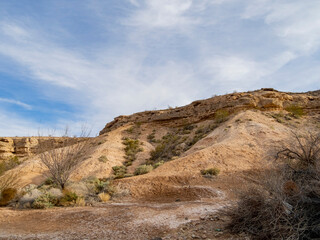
100 88 320 135
0 137 80 160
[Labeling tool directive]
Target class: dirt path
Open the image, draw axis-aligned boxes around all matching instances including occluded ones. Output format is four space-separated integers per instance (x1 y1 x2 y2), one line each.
0 186 231 240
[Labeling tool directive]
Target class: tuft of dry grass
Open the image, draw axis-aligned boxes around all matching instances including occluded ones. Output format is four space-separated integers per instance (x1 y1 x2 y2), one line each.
98 192 111 202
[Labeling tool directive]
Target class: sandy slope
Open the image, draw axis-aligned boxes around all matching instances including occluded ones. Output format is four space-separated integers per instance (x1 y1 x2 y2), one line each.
0 109 316 239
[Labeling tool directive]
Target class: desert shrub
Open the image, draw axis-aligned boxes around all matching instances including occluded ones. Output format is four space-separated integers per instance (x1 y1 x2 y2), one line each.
200 168 220 176
112 166 127 179
123 138 143 165
59 190 78 206
149 133 182 163
285 105 305 118
98 155 108 163
32 193 57 209
226 131 320 239
91 178 116 195
126 126 134 134
134 165 153 176
147 130 156 143
153 160 164 169
0 188 17 206
214 109 230 123
178 125 196 135
94 179 109 193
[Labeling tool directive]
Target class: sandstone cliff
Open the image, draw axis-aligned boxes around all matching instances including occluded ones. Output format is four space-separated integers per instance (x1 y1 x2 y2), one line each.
0 137 81 160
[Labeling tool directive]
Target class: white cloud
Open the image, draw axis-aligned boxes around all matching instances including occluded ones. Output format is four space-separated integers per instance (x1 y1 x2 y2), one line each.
0 109 39 136
0 20 203 135
243 0 320 55
0 98 32 110
0 0 319 137
202 51 296 89
123 0 212 29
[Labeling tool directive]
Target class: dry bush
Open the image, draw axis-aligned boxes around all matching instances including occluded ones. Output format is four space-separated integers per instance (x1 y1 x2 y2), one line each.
98 192 111 202
277 131 320 169
0 188 17 206
38 128 90 189
0 170 20 193
226 130 320 239
0 156 21 193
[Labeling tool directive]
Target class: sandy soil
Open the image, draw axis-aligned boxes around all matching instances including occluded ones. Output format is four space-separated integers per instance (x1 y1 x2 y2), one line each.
0 186 232 240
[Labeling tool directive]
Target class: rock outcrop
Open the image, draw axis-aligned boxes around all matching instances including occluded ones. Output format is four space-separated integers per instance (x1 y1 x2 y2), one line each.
0 137 81 160
100 88 320 135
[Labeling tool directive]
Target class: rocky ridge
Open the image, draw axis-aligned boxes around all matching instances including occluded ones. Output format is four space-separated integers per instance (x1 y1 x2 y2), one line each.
100 88 320 135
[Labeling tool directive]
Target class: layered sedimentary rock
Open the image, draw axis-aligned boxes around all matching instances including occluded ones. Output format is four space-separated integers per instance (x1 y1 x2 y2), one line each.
0 137 81 160
100 88 320 135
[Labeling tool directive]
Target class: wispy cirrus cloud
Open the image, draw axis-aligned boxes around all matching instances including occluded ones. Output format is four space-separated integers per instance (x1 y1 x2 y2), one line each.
0 0 319 136
0 97 32 110
242 0 320 55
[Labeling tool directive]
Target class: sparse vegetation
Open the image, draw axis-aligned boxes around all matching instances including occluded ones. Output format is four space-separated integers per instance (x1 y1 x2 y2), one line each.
122 138 143 166
149 132 182 164
88 177 115 195
226 130 320 239
285 105 305 118
0 156 21 193
153 160 164 168
59 190 79 207
148 123 219 165
200 168 220 176
134 164 153 175
98 155 108 163
271 113 285 123
214 109 230 123
124 123 142 137
112 165 127 179
38 128 90 190
32 193 58 209
147 130 156 143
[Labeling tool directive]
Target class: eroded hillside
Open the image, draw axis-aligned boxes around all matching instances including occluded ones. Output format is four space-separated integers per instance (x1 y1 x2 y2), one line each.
1 88 320 239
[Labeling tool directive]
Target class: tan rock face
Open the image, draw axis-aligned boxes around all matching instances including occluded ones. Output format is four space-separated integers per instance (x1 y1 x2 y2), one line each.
100 88 320 135
0 137 82 160
0 138 15 159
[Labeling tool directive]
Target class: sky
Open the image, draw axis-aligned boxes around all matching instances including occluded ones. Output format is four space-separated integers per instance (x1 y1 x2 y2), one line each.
0 0 319 136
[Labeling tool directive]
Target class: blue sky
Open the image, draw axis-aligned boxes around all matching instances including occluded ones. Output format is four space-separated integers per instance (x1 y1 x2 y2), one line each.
0 0 319 136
